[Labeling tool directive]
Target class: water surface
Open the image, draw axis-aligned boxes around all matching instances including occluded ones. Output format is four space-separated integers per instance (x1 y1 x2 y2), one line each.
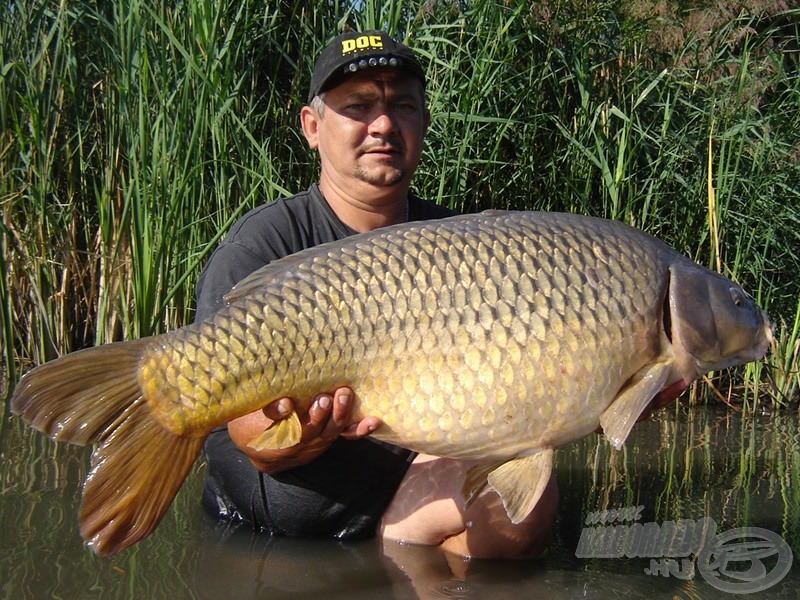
2 398 798 599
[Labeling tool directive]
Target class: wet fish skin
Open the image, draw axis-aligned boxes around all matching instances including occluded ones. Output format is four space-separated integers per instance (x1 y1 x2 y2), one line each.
9 211 772 555
148 213 648 445
141 211 768 454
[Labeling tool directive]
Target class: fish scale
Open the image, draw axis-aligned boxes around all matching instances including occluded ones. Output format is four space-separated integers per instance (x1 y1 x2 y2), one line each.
10 210 771 555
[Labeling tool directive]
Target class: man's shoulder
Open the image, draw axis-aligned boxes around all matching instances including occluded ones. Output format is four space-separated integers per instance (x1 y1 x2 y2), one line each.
194 186 331 321
222 184 350 260
227 186 320 238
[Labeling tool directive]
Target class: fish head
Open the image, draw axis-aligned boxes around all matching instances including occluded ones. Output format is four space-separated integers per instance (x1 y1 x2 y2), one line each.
667 261 772 375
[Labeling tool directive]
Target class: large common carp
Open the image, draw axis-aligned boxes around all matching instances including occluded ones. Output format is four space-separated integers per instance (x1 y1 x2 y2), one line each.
10 211 771 556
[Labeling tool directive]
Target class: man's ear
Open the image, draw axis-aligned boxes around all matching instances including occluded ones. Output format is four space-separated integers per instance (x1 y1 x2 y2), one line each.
423 107 431 134
300 105 321 150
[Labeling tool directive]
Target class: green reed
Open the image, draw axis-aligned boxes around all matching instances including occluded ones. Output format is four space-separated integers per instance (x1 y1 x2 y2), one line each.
1 0 798 410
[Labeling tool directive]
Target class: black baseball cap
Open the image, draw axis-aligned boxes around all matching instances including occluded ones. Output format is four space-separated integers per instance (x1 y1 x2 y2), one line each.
307 30 426 103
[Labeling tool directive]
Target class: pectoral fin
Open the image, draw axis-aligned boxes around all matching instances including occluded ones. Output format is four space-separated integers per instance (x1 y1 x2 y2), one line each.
486 449 554 524
462 459 506 508
600 362 670 450
247 411 302 451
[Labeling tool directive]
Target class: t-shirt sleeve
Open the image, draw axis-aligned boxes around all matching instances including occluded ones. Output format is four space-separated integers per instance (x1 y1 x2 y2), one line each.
193 201 299 322
193 189 336 323
194 241 271 322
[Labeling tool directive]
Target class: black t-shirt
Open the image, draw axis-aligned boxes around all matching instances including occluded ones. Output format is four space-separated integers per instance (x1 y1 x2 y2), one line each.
196 184 457 538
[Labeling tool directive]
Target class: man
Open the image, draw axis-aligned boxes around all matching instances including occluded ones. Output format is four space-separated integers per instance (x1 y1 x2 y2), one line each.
196 30 558 559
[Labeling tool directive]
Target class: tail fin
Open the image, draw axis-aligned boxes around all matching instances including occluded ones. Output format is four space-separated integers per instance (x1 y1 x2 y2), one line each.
10 340 205 555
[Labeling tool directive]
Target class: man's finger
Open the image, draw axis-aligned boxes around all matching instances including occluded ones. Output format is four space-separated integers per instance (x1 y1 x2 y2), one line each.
262 397 294 421
341 416 381 439
305 393 335 439
330 387 354 427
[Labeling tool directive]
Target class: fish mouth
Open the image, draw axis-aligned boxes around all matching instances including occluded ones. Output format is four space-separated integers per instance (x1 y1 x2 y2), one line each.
764 312 775 345
747 309 774 360
762 312 776 359
692 312 774 373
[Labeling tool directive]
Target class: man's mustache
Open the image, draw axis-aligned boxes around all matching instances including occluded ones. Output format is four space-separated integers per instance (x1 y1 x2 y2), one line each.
360 139 403 153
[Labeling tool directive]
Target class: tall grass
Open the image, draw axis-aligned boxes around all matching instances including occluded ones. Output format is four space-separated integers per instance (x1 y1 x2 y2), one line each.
1 0 798 408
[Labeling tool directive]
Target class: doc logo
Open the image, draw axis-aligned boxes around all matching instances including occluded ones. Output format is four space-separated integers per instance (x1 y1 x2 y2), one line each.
342 35 384 55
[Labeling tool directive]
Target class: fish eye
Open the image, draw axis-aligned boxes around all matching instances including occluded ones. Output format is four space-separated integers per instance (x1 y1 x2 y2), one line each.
730 287 745 307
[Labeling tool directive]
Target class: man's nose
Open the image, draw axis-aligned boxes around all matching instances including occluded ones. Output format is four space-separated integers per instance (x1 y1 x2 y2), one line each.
368 108 398 135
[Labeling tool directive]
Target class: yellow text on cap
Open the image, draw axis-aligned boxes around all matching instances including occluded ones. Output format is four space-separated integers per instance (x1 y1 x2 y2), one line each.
342 35 384 55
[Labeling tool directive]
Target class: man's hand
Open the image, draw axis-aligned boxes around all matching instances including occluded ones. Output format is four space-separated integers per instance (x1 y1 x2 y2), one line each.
227 387 381 474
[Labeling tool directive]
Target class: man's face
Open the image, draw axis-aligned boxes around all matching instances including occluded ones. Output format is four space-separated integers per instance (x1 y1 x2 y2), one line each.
302 69 429 193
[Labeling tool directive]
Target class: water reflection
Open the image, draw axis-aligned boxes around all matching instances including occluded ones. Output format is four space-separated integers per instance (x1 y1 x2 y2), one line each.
2 398 798 599
195 523 550 600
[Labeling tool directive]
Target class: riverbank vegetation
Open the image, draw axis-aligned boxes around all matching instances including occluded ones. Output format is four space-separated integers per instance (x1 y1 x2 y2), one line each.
2 0 798 407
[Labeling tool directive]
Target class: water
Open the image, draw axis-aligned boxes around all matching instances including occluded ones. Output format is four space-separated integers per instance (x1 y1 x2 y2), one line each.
2 398 798 599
